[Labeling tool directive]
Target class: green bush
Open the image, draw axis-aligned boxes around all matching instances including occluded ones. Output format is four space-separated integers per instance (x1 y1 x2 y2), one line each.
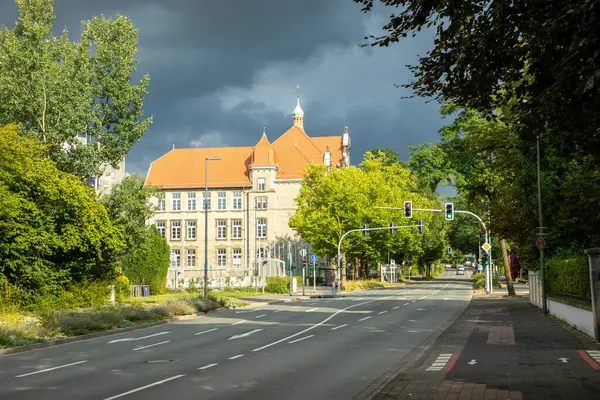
546 248 590 301
265 276 289 294
115 275 130 302
52 311 124 336
162 299 196 316
187 297 218 313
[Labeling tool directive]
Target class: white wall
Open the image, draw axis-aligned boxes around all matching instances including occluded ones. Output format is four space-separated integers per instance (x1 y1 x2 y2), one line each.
547 299 595 339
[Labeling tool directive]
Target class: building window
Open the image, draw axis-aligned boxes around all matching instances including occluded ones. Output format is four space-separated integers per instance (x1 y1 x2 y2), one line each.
187 248 196 267
187 220 196 240
232 248 242 266
170 249 180 267
232 192 242 210
231 219 242 239
217 248 227 267
257 178 265 191
187 192 196 211
155 220 166 238
216 219 227 239
172 193 181 211
257 247 266 259
255 196 267 210
202 192 211 210
171 220 181 240
157 194 166 211
257 218 267 238
217 192 227 210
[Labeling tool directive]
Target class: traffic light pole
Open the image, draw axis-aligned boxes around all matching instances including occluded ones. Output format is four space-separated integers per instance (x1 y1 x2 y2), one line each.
376 206 492 294
335 224 421 296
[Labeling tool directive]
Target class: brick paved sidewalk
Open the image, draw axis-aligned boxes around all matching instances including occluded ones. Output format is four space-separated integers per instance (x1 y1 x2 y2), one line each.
355 291 600 400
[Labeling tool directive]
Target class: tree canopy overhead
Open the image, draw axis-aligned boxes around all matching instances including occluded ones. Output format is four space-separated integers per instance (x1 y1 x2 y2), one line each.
0 0 152 179
353 0 600 152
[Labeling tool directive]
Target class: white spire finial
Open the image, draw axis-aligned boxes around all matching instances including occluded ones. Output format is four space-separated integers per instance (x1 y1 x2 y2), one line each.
262 127 266 136
292 83 304 124
172 144 175 150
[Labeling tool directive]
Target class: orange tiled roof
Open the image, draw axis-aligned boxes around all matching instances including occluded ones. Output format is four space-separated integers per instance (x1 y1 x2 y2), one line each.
145 125 344 189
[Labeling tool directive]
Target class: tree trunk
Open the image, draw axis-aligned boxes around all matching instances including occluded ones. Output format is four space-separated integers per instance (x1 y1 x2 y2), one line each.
500 238 516 296
364 256 369 279
341 253 346 289
354 256 359 280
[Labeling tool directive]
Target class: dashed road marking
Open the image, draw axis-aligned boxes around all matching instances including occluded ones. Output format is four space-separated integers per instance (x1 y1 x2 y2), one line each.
331 324 348 331
198 363 218 370
359 316 372 322
194 328 218 336
16 360 88 378
133 341 170 351
255 314 266 319
378 311 388 315
393 306 400 310
288 335 314 344
228 354 244 360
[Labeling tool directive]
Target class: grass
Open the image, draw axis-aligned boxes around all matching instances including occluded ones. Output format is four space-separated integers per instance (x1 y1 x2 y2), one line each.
342 279 392 292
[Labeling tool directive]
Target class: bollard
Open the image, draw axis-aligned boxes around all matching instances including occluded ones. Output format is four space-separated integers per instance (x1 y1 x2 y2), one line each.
584 248 600 342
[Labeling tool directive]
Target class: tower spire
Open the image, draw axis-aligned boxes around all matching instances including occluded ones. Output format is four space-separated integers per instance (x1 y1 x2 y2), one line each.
292 83 304 128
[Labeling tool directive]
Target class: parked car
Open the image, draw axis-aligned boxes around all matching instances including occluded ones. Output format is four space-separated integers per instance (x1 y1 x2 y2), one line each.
456 266 465 275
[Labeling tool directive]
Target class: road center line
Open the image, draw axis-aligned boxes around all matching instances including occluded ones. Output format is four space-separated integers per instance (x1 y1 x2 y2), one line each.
359 316 372 321
194 328 218 336
393 306 400 310
102 374 185 400
16 360 88 378
255 314 267 319
288 335 314 344
331 324 348 331
198 363 218 370
228 354 244 360
252 297 382 352
133 340 170 351
378 310 388 314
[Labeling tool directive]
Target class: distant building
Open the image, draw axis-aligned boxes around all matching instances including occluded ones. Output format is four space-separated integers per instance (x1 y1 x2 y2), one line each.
144 95 351 279
76 134 127 195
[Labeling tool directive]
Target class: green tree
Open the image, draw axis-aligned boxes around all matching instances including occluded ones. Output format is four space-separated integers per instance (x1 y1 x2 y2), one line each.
101 174 169 292
0 124 123 303
0 0 152 179
353 0 600 155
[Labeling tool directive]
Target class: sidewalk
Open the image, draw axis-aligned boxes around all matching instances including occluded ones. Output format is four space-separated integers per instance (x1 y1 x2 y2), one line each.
356 286 600 400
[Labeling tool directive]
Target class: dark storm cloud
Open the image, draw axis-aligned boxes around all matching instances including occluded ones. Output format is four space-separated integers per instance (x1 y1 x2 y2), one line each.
0 0 444 176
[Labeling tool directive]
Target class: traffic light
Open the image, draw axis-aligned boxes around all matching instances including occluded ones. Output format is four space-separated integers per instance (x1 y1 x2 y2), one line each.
404 201 413 219
363 223 370 237
390 222 397 235
482 253 489 266
418 219 425 234
444 202 454 221
301 256 307 269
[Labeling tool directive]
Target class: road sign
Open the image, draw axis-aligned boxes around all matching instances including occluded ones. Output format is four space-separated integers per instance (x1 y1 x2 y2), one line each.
311 254 318 262
481 242 491 252
536 237 545 249
299 248 307 257
390 259 396 266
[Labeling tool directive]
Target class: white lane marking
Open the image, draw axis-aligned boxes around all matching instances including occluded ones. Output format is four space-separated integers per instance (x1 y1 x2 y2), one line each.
109 331 170 344
228 329 263 341
102 374 185 400
359 316 372 322
232 320 246 325
133 340 170 351
403 303 410 306
288 335 314 344
378 311 388 315
16 360 88 378
194 328 218 336
255 314 267 319
198 363 218 370
417 308 429 311
236 308 263 314
393 306 400 310
252 297 382 352
331 324 348 331
274 309 284 313
229 354 244 360
305 308 318 312
411 300 417 303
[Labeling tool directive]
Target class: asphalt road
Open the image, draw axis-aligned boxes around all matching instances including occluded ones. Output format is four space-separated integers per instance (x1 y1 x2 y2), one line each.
0 271 473 400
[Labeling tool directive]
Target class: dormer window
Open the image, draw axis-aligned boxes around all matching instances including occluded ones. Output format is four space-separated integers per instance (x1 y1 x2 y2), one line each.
324 145 331 167
258 178 265 191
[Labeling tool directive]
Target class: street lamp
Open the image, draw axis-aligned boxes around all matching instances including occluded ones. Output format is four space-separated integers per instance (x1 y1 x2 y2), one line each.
204 156 220 300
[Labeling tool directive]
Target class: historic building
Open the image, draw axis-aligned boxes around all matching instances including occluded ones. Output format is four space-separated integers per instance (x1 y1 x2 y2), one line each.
144 96 351 279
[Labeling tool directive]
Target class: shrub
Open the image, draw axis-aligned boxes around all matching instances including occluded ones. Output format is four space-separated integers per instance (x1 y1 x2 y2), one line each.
115 275 130 302
53 311 124 336
265 276 289 294
116 305 155 322
187 298 218 313
162 299 196 316
546 248 590 301
343 279 390 292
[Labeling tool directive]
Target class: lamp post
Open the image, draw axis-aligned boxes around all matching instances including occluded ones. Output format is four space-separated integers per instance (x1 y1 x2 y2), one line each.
204 156 220 300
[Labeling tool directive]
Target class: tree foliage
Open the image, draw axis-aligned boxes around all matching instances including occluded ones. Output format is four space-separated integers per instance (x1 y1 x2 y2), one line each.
289 151 444 277
0 124 123 302
354 0 600 154
0 0 152 179
101 174 169 294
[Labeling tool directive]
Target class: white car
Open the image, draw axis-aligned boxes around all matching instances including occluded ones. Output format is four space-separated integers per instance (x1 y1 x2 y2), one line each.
456 266 465 275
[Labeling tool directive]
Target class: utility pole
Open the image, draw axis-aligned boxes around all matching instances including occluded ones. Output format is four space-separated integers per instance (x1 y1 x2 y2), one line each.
537 135 547 314
204 156 219 300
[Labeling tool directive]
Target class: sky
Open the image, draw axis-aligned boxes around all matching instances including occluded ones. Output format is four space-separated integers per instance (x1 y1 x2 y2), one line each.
0 0 447 176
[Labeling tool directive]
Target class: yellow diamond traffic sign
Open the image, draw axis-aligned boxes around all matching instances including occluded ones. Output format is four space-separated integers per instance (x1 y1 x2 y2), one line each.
481 242 491 252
